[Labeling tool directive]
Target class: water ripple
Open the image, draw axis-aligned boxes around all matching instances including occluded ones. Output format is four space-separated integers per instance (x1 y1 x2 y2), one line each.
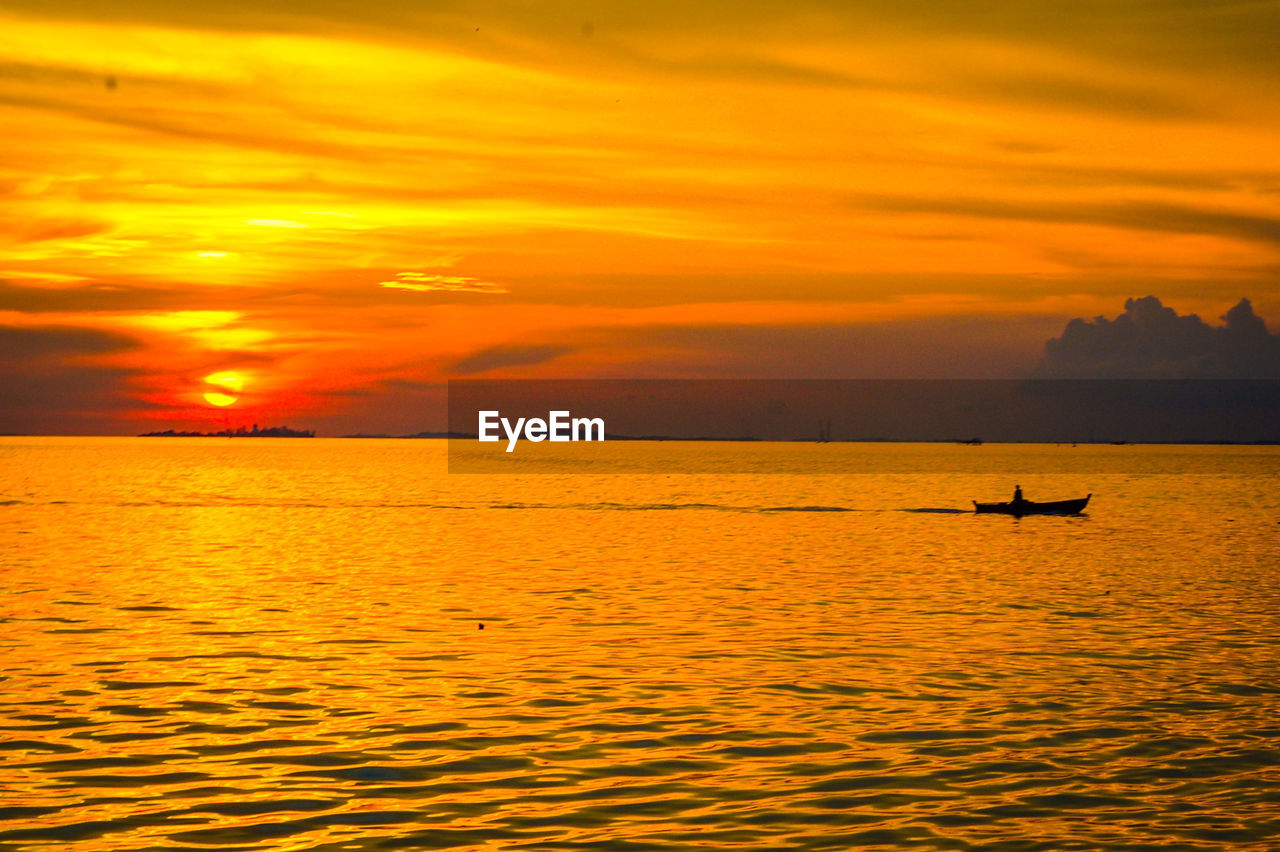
2 441 1278 849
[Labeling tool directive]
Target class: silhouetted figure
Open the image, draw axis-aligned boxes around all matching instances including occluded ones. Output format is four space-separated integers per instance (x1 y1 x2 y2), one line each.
1013 484 1024 505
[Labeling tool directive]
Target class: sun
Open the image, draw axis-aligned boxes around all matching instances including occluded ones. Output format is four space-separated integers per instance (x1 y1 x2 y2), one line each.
203 372 244 407
204 391 238 407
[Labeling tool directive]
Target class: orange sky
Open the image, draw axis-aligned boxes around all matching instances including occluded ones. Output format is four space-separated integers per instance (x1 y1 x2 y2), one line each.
2 1 1279 433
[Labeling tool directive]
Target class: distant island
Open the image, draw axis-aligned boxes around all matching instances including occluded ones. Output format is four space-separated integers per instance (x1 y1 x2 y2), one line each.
140 424 315 438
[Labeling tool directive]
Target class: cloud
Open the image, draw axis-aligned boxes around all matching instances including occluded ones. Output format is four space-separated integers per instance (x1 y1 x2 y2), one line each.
1 216 112 245
0 324 143 433
379 272 507 294
0 323 139 359
959 68 1207 120
450 343 573 375
856 195 1280 248
0 280 251 313
597 315 1061 379
1034 296 1280 378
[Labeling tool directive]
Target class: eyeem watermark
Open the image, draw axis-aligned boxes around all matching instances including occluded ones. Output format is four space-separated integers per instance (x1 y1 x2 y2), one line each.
478 410 606 452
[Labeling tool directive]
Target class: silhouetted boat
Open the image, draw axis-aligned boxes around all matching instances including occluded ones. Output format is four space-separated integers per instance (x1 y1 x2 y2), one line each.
973 494 1091 516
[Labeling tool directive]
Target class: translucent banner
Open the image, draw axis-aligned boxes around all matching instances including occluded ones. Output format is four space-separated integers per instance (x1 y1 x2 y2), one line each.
447 379 1280 473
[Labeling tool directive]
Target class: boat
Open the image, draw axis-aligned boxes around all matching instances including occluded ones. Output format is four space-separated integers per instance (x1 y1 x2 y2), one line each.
973 494 1091 516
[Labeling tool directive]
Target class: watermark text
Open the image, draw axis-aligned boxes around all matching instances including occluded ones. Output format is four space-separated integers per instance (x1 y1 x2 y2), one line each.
478 410 605 452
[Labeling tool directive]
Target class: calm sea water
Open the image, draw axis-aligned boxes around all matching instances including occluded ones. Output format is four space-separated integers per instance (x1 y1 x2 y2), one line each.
2 438 1279 850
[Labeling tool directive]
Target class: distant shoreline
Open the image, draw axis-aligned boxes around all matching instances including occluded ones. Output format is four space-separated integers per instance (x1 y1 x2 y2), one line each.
139 426 315 438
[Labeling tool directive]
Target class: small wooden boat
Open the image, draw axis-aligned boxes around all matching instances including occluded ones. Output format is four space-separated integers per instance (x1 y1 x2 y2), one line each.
973 494 1091 516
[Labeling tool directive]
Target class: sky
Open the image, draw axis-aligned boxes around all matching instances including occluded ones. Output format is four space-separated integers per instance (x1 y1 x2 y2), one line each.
2 0 1279 434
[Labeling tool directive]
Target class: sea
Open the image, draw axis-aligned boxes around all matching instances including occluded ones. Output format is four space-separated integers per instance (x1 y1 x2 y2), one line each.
2 437 1278 850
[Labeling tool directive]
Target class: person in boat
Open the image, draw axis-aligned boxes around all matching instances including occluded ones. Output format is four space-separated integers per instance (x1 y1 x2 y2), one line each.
1012 484 1025 507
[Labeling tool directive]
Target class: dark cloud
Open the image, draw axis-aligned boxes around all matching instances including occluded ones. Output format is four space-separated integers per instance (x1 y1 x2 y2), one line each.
450 344 573 375
9 0 1280 88
0 90 366 161
607 45 893 90
0 278 379 313
828 1 1280 80
1034 296 1280 378
0 324 143 433
1 217 112 245
602 315 1061 379
961 69 1206 120
594 40 1208 122
1004 162 1275 194
0 324 139 359
0 281 192 313
856 194 1280 248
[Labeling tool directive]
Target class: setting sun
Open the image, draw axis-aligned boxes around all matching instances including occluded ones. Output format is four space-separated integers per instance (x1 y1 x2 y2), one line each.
203 372 244 407
202 392 238 407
